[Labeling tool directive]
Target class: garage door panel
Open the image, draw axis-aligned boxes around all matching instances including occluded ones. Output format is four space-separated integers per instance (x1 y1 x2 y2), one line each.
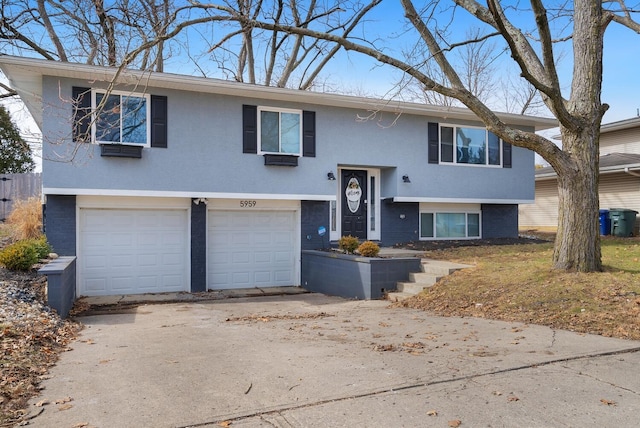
232 251 251 264
138 254 159 267
254 251 271 263
254 232 272 245
112 254 135 268
231 232 251 245
274 251 293 263
208 210 296 290
79 208 188 297
85 278 107 293
232 272 251 286
274 270 292 282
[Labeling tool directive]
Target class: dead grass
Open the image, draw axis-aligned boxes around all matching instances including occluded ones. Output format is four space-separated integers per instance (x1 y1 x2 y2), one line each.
6 197 43 241
397 235 640 340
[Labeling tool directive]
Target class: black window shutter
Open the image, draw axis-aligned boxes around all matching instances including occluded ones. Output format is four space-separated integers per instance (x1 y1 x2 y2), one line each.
72 87 91 143
503 142 512 168
427 122 439 164
302 110 316 157
243 105 258 154
151 95 168 148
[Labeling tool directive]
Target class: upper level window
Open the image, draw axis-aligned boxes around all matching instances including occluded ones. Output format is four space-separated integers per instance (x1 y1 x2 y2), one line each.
440 125 501 166
93 91 150 146
258 107 302 155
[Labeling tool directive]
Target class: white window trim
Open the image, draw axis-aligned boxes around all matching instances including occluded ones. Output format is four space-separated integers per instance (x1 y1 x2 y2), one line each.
91 89 151 147
439 123 502 167
419 209 482 240
257 106 303 156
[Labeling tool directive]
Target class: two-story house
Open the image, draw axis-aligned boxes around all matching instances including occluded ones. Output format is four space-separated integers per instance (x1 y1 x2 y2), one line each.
520 117 640 233
0 55 556 298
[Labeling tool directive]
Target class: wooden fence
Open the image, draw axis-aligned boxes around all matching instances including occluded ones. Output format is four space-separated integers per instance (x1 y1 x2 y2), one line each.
0 173 42 221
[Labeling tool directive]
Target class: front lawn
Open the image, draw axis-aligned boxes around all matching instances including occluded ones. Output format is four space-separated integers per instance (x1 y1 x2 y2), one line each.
398 234 640 340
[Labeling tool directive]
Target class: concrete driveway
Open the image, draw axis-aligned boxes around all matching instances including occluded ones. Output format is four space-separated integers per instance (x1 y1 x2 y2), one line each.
27 293 640 427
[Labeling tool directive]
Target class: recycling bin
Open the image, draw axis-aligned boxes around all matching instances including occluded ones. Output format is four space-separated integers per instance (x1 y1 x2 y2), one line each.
608 208 638 237
599 209 610 235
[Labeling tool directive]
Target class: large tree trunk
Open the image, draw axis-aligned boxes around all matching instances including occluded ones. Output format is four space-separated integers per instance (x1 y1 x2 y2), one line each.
551 0 606 272
553 125 602 272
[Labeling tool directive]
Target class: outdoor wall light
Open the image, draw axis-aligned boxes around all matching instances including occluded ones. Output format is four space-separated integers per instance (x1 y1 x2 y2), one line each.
327 172 336 181
193 198 208 205
402 175 411 183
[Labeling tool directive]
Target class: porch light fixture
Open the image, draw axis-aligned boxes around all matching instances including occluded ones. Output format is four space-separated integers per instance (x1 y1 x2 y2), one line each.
327 172 336 181
402 175 411 183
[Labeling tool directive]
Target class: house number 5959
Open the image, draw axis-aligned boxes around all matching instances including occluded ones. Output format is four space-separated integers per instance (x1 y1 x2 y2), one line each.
240 200 257 208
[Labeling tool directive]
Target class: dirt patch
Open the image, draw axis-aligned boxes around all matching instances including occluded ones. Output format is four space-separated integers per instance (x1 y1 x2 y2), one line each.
393 233 553 252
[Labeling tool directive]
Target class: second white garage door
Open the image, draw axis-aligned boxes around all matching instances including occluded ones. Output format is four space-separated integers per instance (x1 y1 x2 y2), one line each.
79 208 189 297
208 210 296 289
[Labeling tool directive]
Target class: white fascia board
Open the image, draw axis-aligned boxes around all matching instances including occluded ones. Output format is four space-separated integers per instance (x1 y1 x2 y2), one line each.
0 55 558 131
391 196 534 204
43 187 336 201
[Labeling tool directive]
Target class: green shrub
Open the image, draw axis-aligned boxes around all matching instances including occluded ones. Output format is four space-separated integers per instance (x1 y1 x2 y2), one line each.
338 235 360 254
28 236 52 259
357 241 380 257
0 240 39 271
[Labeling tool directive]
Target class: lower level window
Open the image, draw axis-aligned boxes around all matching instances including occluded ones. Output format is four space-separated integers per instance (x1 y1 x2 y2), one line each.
420 212 480 239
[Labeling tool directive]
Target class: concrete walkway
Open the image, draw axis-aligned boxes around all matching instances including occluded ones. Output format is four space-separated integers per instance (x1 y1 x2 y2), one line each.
27 294 640 427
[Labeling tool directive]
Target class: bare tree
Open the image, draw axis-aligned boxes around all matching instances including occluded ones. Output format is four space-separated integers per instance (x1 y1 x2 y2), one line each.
217 0 639 272
0 0 373 89
403 28 502 108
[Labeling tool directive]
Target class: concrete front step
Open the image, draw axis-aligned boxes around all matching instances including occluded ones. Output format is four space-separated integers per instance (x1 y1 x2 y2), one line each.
386 291 415 302
421 259 472 276
408 272 442 284
396 281 433 294
388 259 473 302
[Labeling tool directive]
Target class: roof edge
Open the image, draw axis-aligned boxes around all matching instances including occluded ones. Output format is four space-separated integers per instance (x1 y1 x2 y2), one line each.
0 55 558 131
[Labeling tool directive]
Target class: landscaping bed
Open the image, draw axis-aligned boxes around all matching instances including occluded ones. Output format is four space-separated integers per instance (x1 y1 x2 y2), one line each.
0 266 81 426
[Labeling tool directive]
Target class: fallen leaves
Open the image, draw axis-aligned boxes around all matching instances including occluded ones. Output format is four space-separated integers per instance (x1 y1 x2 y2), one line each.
225 312 333 323
394 237 640 341
448 419 462 427
600 398 617 406
0 275 82 425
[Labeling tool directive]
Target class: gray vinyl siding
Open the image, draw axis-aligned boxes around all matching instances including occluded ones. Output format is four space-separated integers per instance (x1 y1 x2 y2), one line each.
519 180 558 229
600 128 640 155
520 173 640 233
41 76 535 203
600 173 640 211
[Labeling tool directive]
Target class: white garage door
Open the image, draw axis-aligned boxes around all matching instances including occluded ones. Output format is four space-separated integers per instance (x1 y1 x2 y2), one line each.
79 209 189 296
208 210 296 289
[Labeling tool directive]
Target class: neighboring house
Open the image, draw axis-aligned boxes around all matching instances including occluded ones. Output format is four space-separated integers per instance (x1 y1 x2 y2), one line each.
520 117 640 233
0 55 556 297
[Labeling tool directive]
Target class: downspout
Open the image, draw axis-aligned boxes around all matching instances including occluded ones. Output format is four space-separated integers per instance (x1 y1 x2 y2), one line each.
624 167 640 177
